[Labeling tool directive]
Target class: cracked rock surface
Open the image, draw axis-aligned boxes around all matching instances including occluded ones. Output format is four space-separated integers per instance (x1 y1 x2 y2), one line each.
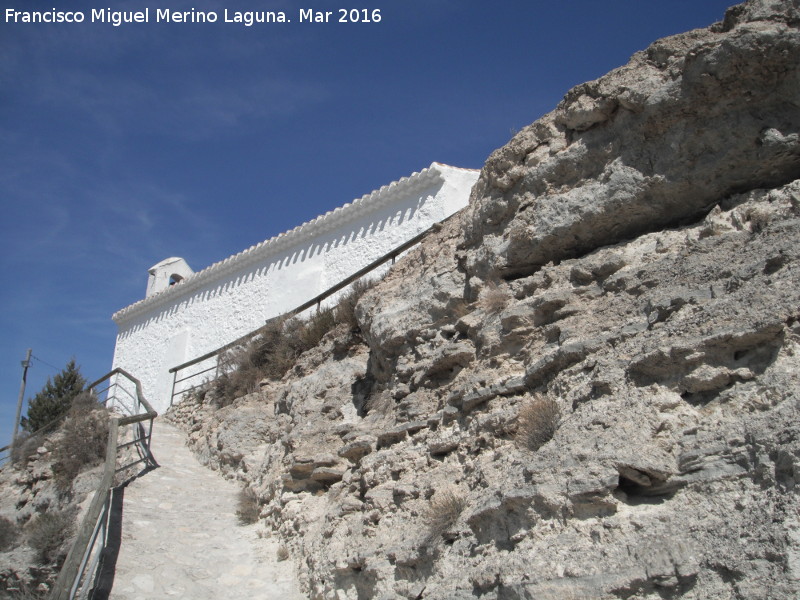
168 1 800 598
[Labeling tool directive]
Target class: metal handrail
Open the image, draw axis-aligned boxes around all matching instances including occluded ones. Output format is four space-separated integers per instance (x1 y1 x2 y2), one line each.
167 217 449 405
49 368 158 600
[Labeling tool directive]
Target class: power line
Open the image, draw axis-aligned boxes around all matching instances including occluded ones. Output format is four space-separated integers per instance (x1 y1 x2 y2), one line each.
31 355 62 372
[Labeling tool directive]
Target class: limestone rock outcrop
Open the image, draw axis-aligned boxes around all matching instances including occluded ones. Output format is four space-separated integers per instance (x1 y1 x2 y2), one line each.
168 1 800 598
0 428 105 594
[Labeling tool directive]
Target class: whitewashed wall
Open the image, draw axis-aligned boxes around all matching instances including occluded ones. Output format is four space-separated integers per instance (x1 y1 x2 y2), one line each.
111 163 478 413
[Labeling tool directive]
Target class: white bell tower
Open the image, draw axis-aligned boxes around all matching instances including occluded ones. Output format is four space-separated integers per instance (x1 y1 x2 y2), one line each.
145 257 194 298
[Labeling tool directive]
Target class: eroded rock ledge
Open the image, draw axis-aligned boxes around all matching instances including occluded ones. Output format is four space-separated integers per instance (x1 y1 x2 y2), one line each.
168 2 800 598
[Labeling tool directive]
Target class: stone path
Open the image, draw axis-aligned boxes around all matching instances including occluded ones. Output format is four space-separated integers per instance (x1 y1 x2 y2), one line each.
108 420 305 599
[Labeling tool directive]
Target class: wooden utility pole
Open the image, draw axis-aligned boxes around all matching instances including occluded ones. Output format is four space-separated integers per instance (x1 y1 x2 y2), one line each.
12 348 32 446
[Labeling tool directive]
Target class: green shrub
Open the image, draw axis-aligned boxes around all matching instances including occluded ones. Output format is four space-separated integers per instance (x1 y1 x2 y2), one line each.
26 509 75 564
21 359 86 434
0 515 20 551
516 395 561 451
51 396 109 492
10 432 43 467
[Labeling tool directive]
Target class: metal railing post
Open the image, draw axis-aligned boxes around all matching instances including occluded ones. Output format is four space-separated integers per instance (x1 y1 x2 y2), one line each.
170 370 177 408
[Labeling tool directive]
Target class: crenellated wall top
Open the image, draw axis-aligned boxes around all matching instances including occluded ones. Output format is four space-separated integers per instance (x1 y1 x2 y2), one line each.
112 162 477 325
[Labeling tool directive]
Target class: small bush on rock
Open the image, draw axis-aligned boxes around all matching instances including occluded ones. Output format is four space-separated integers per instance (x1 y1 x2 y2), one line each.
26 509 75 564
295 308 336 350
212 278 378 406
236 487 260 525
334 278 376 331
0 516 20 551
11 432 43 467
425 488 466 541
213 318 293 405
516 395 561 451
51 394 109 492
479 280 510 314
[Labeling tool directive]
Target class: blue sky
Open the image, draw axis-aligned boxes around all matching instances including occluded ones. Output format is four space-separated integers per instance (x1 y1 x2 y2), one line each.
0 0 734 445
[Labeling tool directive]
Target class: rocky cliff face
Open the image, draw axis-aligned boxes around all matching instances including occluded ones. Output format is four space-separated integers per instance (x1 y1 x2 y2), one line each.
167 1 800 598
0 410 108 595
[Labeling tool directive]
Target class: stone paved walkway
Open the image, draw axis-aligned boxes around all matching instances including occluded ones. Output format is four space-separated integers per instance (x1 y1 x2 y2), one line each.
108 420 305 599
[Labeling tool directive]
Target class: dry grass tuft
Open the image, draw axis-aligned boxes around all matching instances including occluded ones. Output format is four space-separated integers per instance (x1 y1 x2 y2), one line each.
516 395 561 451
479 280 510 314
26 509 75 564
236 487 260 525
11 433 43 467
276 545 290 561
293 308 337 350
0 515 20 552
212 318 293 406
424 488 466 540
51 395 109 492
747 206 774 233
334 278 376 330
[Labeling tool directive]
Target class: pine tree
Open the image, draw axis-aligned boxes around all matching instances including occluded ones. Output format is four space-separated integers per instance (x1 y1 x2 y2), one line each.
21 359 87 433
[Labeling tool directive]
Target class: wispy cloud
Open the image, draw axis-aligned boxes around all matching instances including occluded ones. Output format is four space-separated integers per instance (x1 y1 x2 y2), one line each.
22 66 327 140
0 4 329 142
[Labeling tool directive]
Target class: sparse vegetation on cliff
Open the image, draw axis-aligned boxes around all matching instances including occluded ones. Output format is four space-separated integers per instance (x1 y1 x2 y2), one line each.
515 395 561 451
236 486 260 525
211 278 376 406
0 516 20 552
50 393 109 492
424 488 467 542
25 509 75 564
478 280 510 314
1 379 109 594
10 432 43 467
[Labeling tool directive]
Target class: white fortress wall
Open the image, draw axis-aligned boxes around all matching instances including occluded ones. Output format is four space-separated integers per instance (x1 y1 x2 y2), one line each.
111 163 479 413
